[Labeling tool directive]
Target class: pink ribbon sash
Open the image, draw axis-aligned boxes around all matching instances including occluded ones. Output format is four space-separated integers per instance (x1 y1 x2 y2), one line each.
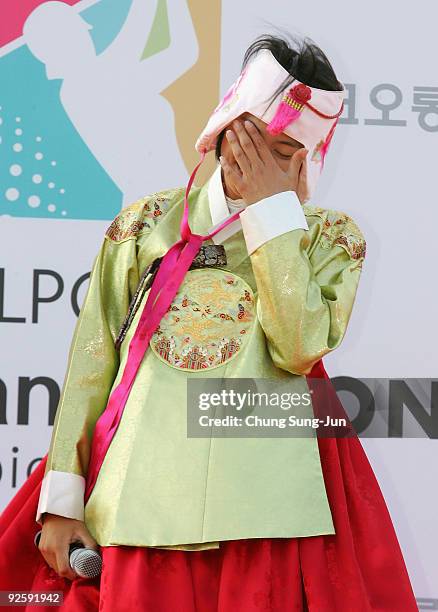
84 152 242 503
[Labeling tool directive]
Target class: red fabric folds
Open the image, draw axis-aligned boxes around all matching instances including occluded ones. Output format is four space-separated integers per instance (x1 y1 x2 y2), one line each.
0 362 418 611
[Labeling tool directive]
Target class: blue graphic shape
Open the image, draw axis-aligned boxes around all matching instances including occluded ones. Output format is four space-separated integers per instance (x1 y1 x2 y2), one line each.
0 45 120 220
83 0 132 55
0 0 147 221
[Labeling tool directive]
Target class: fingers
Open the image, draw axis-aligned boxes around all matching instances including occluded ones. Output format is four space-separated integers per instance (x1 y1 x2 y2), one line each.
55 543 77 581
39 535 76 581
297 152 311 204
225 124 252 176
233 120 264 170
53 527 99 580
287 148 308 187
38 518 100 581
219 155 243 193
39 547 57 577
243 120 273 165
78 530 100 552
38 531 56 574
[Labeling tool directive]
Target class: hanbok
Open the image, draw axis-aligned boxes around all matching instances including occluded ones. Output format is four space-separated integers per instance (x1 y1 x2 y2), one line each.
0 172 418 611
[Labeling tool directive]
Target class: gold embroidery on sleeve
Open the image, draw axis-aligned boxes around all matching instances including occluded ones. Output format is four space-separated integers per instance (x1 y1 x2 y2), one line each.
105 199 152 242
105 189 183 243
304 205 366 261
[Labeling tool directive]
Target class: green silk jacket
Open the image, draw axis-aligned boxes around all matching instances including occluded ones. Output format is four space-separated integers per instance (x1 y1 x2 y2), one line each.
36 171 366 551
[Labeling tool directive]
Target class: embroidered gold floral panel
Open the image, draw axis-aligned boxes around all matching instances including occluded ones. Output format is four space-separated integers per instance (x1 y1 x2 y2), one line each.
149 269 256 371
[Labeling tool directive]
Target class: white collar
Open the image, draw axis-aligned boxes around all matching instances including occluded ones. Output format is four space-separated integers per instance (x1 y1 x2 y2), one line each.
207 164 246 245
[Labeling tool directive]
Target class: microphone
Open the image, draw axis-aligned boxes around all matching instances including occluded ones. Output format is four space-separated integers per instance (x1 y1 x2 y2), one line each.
34 530 102 578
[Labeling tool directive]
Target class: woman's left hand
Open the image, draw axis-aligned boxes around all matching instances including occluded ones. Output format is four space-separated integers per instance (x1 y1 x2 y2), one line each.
219 119 310 206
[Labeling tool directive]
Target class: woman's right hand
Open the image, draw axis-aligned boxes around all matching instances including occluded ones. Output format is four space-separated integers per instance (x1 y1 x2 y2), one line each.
38 513 100 581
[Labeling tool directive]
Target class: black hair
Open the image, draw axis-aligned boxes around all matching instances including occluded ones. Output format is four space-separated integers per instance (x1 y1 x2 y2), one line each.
215 32 343 161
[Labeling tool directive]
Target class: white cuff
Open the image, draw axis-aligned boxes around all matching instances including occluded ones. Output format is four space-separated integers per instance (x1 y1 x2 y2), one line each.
239 190 309 255
35 470 86 525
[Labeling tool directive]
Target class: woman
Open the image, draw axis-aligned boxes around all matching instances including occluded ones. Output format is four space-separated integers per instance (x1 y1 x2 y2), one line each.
0 33 418 611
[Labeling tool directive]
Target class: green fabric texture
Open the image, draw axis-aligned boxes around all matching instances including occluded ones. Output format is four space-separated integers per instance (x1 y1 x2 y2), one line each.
44 175 366 549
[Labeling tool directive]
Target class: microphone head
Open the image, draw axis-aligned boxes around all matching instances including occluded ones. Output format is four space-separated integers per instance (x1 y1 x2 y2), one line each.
69 548 102 578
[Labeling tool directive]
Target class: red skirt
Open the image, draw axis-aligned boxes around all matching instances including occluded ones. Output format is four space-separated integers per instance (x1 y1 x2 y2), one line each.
0 362 418 612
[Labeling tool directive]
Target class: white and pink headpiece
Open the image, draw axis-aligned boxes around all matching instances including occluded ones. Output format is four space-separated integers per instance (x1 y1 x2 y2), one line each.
196 48 346 200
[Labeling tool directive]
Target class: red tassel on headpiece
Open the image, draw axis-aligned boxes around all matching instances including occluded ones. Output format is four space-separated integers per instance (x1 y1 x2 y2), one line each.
267 83 312 135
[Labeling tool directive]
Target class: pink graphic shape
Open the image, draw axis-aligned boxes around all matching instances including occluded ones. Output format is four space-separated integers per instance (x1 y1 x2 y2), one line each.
0 0 80 48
